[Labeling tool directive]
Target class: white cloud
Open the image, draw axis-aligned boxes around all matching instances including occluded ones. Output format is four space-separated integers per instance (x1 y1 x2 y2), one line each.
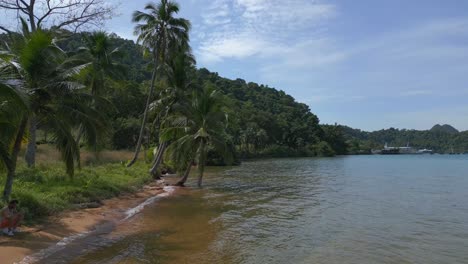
234 0 335 35
236 0 267 13
258 38 347 82
195 0 337 64
198 33 267 62
202 0 232 25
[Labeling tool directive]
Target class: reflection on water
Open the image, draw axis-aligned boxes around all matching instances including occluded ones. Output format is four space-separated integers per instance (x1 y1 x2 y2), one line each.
65 155 468 263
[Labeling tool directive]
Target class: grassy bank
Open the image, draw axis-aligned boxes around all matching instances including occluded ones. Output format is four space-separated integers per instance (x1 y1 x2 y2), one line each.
0 145 154 224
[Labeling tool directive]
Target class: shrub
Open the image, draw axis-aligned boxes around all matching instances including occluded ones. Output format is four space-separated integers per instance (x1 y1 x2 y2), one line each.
1 162 152 224
311 141 336 157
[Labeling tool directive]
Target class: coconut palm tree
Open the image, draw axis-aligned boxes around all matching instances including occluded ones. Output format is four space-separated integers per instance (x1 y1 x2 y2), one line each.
0 75 29 201
162 84 231 187
127 0 191 167
147 44 195 177
72 31 125 145
6 22 84 167
1 27 106 181
77 31 126 96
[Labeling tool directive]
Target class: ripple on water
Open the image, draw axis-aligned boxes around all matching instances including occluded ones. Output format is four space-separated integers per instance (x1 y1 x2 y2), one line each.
44 155 468 264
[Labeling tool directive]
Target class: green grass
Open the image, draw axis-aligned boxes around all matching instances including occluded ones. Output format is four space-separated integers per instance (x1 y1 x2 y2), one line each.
0 162 153 224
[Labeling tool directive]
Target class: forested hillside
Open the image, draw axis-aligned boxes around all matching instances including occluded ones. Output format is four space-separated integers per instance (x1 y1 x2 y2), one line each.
430 124 459 134
97 32 335 159
1 31 337 160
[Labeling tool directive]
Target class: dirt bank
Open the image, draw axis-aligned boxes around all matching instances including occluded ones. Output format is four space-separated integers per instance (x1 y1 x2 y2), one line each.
0 179 174 264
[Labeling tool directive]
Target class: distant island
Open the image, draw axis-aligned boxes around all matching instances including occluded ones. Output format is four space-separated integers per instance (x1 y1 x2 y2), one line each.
338 124 467 154
430 124 459 134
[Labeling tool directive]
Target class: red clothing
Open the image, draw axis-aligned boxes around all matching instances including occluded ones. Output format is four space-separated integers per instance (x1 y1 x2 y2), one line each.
0 218 9 228
0 206 21 228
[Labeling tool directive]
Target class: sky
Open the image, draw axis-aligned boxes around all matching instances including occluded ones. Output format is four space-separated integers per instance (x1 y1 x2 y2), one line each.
106 0 468 131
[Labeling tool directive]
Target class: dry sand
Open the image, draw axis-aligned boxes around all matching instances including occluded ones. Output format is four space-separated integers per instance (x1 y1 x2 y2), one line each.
0 179 171 264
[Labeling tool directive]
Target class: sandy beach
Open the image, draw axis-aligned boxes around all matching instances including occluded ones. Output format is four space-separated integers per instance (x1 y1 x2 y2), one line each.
0 179 171 264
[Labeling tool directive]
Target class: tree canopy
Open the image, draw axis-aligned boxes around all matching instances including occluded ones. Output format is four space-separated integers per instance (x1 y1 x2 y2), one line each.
26 31 334 160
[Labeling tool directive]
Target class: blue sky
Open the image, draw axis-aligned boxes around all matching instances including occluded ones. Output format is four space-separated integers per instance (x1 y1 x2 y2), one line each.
106 0 468 131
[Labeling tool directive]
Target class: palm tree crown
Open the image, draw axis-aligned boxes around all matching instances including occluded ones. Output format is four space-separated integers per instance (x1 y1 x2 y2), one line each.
133 1 191 62
2 29 106 177
76 31 126 96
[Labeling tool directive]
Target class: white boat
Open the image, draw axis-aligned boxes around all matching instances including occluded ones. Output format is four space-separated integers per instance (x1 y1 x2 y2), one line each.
417 149 433 154
398 146 418 154
378 143 432 155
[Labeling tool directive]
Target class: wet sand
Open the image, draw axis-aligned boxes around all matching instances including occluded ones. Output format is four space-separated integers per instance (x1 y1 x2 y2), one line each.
0 179 173 264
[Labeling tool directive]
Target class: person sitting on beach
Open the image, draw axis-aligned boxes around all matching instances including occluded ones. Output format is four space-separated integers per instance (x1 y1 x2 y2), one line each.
1 200 23 236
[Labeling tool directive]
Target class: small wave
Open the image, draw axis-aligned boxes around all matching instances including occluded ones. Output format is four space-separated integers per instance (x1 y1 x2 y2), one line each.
16 185 176 264
122 186 175 221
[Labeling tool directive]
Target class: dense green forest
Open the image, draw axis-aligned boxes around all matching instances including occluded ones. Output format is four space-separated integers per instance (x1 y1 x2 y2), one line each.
59 32 332 158
56 33 468 156
1 31 337 161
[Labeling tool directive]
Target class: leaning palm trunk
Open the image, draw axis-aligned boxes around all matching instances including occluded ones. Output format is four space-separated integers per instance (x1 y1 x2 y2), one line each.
197 140 207 187
3 118 28 201
149 141 168 176
75 124 98 164
175 161 192 186
127 61 158 167
24 115 37 167
148 108 173 175
75 125 85 169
